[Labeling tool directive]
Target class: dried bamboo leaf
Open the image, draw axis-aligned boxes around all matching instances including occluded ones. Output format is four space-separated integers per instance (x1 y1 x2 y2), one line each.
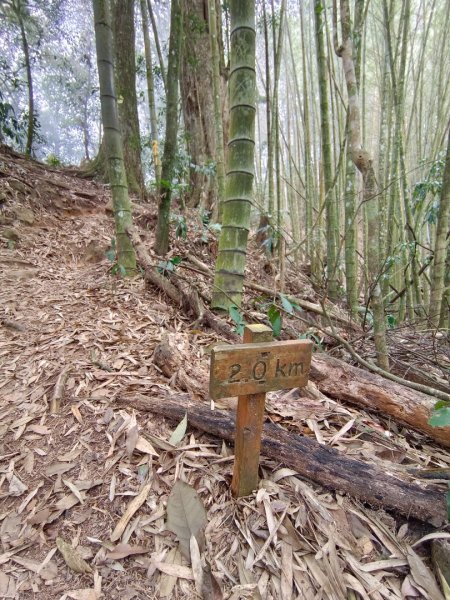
106 543 152 560
135 435 159 456
169 412 188 446
110 481 152 542
406 546 445 600
190 534 204 595
56 537 93 574
158 547 185 598
166 479 207 561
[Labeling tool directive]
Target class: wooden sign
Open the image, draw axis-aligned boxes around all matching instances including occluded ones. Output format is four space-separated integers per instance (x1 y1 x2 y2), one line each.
210 339 312 400
210 325 313 498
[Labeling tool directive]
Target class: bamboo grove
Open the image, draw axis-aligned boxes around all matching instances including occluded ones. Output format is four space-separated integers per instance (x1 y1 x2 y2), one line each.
1 0 449 371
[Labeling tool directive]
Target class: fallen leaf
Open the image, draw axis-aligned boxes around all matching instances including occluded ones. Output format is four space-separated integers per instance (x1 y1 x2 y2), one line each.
0 572 16 598
106 543 152 560
66 589 99 600
63 479 84 504
110 481 152 542
406 546 445 600
71 405 83 423
126 424 139 457
135 436 159 456
169 413 188 446
166 479 207 561
7 472 27 496
158 547 184 598
190 534 203 594
45 462 76 477
56 537 93 574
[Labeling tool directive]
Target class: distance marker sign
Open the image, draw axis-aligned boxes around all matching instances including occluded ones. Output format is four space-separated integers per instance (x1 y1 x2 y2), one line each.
210 339 313 400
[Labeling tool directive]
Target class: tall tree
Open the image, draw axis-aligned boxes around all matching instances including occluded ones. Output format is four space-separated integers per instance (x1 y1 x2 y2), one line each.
336 0 389 370
154 0 182 255
209 0 226 221
314 0 338 300
212 0 256 310
180 0 216 210
111 0 144 195
140 0 161 185
1 0 37 155
429 127 450 328
92 0 136 275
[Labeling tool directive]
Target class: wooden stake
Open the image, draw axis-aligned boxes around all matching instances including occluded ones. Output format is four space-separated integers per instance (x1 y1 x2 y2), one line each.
231 324 273 497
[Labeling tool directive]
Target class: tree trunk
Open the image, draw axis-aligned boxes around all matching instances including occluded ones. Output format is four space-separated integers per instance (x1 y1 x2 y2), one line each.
336 0 389 370
140 0 161 186
111 0 144 196
92 0 136 275
429 127 450 328
121 393 448 526
180 0 217 211
154 0 182 255
209 0 226 222
14 0 34 157
147 0 167 92
314 0 338 301
211 0 256 310
309 353 450 448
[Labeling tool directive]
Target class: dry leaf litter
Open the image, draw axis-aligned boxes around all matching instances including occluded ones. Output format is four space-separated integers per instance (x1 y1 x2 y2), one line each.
0 147 449 600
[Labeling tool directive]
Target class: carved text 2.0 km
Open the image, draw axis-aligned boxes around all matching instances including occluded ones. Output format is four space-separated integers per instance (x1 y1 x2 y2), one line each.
210 339 313 400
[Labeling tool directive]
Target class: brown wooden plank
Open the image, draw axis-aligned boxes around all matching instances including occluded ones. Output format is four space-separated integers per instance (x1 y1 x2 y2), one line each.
232 325 272 497
210 339 313 399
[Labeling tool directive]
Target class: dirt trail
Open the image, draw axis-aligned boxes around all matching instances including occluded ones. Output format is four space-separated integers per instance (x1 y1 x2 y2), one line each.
1 153 449 599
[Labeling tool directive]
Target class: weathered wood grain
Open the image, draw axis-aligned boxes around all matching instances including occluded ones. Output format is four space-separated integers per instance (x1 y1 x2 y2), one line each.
120 393 448 527
231 325 272 497
210 339 313 400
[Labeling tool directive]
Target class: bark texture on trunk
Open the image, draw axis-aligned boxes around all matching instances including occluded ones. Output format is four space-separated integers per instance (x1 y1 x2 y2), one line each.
212 0 256 310
112 0 144 196
92 0 136 274
120 393 447 526
337 0 389 370
180 0 217 210
310 354 450 448
154 0 182 255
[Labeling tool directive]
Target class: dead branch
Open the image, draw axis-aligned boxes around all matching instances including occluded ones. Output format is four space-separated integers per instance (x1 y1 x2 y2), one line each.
186 253 360 330
50 367 71 413
119 393 448 527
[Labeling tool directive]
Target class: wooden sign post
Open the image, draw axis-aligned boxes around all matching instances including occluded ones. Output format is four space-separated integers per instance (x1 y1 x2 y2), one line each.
210 324 313 497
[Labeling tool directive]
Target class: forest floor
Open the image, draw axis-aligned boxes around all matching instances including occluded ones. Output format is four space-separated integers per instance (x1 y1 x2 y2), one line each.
0 145 449 600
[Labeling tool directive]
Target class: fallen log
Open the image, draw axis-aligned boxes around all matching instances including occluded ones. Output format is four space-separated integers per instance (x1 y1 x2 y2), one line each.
119 393 448 527
128 226 449 447
309 354 450 449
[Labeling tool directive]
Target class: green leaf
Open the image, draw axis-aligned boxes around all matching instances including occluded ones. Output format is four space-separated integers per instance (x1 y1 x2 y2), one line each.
105 248 116 262
280 294 294 315
387 314 397 329
170 255 183 266
428 407 450 428
166 480 207 562
229 306 245 336
160 178 171 190
268 305 282 337
229 306 243 326
433 401 450 411
169 413 188 446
